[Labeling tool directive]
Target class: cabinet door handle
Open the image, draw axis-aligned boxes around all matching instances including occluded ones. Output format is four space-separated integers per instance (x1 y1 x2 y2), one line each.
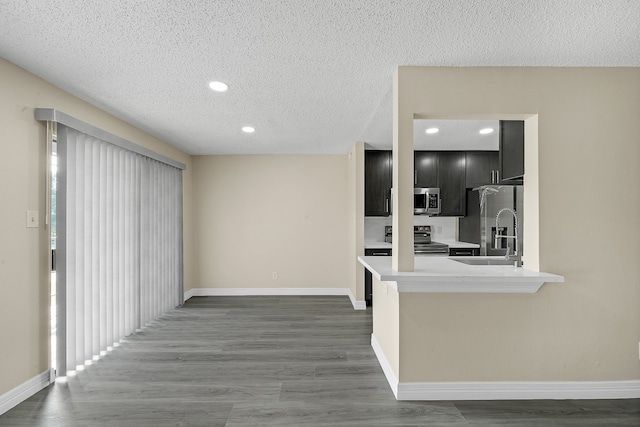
414 170 417 185
372 252 389 256
385 198 389 214
491 170 495 183
496 170 499 183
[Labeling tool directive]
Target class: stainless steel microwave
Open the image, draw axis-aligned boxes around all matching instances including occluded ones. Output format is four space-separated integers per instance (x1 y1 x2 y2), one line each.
390 187 441 215
414 187 440 215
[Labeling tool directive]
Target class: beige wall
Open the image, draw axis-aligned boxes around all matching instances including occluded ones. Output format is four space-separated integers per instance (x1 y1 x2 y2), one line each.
347 142 365 300
192 155 349 290
391 67 640 382
373 277 400 378
0 57 193 396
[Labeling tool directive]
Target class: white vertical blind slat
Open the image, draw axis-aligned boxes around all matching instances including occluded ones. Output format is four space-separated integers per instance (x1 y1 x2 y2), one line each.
91 141 101 359
74 134 84 368
134 156 141 330
123 153 132 335
140 161 148 326
65 132 77 372
160 168 166 312
83 138 93 364
112 147 120 344
105 144 114 350
56 126 182 376
117 149 125 341
144 161 151 324
155 164 162 317
167 169 176 311
99 143 107 354
166 169 173 311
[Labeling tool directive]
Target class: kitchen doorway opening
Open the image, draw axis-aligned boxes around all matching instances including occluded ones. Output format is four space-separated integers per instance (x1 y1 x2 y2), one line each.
412 113 539 271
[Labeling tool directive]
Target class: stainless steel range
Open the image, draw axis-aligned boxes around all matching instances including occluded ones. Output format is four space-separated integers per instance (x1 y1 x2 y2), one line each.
384 225 449 255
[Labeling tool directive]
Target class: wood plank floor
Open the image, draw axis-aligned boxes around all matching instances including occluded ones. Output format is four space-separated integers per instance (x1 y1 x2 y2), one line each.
1 296 639 426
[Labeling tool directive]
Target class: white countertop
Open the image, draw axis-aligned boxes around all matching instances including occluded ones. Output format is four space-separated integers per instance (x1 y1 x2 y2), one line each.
439 239 481 249
364 239 479 250
364 240 392 249
358 255 564 294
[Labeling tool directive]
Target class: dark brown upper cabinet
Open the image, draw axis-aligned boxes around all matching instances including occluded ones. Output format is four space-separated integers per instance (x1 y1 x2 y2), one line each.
436 151 466 216
414 151 438 187
465 151 500 189
499 120 525 182
364 150 392 216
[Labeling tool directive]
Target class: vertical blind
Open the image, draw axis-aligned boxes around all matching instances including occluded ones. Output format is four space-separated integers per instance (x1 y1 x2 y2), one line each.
56 125 183 376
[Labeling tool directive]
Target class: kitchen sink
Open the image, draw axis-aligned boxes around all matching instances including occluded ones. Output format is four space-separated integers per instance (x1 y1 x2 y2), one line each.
451 258 516 266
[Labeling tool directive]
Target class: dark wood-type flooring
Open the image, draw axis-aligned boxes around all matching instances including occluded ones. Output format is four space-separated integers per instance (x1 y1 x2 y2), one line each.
1 296 638 426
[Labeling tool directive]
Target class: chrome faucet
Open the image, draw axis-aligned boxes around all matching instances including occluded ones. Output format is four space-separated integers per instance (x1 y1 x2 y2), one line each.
494 208 522 267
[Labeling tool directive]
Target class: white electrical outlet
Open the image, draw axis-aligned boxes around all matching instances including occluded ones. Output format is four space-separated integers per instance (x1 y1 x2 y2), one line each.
272 272 278 280
26 210 39 228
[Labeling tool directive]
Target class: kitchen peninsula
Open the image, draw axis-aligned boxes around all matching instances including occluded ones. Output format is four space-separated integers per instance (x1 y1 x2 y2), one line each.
358 255 564 400
358 255 563 293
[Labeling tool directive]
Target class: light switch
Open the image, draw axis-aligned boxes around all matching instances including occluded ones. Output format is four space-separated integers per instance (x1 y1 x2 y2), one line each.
26 210 39 228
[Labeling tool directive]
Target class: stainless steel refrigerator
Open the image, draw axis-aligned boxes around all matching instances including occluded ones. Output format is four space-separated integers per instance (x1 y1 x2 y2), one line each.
459 185 523 257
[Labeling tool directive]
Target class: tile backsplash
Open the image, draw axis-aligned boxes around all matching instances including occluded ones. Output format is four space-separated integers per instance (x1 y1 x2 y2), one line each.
364 216 457 242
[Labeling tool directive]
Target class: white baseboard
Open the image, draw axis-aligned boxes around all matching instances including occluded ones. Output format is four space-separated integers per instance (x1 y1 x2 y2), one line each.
186 287 350 297
0 370 50 416
371 333 400 398
347 290 367 310
183 288 195 302
371 334 640 401
396 380 640 401
184 287 367 311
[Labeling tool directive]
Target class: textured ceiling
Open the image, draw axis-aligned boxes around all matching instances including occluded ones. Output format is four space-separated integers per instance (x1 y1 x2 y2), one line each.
1 1 639 155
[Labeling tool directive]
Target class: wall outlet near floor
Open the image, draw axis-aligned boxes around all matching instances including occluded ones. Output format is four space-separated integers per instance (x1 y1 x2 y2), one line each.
272 271 278 280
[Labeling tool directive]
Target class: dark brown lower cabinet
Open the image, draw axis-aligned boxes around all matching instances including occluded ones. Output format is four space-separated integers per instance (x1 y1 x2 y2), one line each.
449 247 479 256
364 248 391 306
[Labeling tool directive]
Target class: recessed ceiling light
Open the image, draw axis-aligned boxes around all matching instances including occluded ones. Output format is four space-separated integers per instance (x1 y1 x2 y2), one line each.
425 127 439 134
208 81 229 92
242 126 255 133
479 128 494 134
